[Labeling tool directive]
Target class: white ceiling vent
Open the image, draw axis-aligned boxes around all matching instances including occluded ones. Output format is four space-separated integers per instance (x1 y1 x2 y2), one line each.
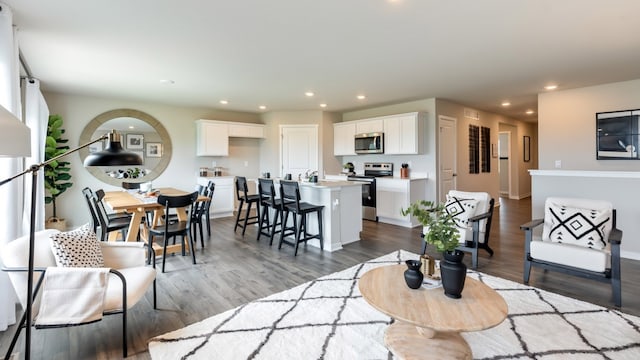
464 108 480 120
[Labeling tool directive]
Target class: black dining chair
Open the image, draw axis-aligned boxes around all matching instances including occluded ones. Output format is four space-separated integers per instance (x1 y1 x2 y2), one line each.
82 187 129 234
234 176 260 236
256 178 288 245
92 189 131 242
278 180 324 256
148 191 199 273
191 182 215 248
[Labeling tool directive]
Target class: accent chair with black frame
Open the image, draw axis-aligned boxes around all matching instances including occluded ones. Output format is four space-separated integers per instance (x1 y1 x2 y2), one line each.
421 190 495 269
520 197 622 307
0 227 156 358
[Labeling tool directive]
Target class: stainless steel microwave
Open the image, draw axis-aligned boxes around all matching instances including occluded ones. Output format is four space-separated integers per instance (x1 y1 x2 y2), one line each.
355 132 384 154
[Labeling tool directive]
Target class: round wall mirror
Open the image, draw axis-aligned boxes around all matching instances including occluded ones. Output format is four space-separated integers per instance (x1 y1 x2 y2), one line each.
79 109 172 187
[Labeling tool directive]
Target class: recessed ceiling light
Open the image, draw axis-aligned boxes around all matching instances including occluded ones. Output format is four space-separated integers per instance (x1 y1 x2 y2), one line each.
159 79 174 85
259 105 266 110
357 95 366 100
501 101 511 107
128 125 134 129
526 110 535 115
320 103 327 108
544 84 558 90
305 92 314 97
219 100 228 105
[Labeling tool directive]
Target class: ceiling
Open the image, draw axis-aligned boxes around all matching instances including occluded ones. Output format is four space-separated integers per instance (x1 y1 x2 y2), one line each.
5 0 640 122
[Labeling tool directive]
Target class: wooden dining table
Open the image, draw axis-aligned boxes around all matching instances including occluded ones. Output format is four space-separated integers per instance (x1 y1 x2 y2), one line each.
103 187 207 256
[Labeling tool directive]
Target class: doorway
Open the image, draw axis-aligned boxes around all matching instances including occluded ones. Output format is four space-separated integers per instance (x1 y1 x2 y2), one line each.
438 115 457 202
280 125 319 179
498 131 511 197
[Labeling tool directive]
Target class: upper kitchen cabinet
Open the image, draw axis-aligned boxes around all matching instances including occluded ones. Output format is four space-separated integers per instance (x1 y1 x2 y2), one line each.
196 120 265 156
355 118 384 134
228 123 265 138
383 112 423 155
333 122 356 156
196 120 229 156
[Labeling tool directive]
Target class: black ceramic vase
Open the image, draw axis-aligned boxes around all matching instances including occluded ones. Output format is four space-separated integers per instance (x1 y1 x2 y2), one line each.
404 260 424 289
440 250 467 299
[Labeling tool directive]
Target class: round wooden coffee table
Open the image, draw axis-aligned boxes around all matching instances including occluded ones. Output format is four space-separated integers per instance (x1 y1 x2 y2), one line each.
359 264 508 360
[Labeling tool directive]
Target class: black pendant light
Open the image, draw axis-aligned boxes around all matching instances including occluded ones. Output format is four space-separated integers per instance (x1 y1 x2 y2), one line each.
84 130 143 166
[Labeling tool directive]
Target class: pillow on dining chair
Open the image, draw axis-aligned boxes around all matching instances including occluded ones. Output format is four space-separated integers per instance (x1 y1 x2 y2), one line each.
50 224 105 268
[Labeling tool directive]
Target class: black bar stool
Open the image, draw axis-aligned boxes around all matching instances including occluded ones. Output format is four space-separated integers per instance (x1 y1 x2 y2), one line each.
256 178 288 245
278 180 324 255
234 176 260 236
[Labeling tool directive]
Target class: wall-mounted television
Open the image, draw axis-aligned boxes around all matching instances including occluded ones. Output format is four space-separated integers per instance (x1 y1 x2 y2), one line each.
596 109 640 160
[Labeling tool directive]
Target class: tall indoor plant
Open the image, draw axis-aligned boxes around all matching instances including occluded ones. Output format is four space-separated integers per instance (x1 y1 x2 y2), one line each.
402 200 467 298
44 114 72 230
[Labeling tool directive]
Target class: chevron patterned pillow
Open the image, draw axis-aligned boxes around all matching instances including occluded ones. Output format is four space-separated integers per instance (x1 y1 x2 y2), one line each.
543 204 612 250
50 223 104 267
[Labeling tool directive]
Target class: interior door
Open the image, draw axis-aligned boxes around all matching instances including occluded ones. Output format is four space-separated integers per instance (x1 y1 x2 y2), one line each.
280 125 319 179
438 116 457 202
499 131 511 197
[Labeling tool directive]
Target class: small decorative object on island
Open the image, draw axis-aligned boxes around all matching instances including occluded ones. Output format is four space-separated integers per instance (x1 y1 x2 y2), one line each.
402 200 466 298
342 162 355 175
403 259 423 289
400 163 409 178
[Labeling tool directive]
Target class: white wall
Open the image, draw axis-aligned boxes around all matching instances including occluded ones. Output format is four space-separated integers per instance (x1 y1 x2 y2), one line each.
538 78 640 171
259 110 342 178
535 77 640 259
43 91 260 228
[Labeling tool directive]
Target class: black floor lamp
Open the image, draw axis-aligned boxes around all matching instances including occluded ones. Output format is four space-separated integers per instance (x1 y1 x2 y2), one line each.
0 107 142 359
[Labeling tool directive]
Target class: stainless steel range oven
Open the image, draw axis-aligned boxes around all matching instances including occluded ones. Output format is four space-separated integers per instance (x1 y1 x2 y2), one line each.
347 162 393 222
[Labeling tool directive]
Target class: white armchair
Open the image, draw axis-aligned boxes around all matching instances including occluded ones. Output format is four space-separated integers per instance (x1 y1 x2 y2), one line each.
421 190 495 269
520 197 622 307
1 229 157 358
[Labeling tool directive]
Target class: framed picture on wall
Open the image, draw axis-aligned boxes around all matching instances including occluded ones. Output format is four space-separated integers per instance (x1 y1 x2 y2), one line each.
523 136 531 162
146 142 162 157
596 109 640 160
126 134 144 150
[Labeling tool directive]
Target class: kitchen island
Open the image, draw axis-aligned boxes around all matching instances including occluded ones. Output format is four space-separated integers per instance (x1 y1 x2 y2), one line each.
295 180 363 252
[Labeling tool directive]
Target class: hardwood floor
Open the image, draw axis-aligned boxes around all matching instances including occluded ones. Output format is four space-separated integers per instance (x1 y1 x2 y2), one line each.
2 197 638 359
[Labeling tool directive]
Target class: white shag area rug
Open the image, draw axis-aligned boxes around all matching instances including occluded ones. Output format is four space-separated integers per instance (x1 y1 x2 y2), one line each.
148 250 640 359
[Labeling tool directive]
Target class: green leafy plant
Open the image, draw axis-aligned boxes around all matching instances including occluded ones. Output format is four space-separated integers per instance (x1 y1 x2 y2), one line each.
44 114 72 218
401 200 460 253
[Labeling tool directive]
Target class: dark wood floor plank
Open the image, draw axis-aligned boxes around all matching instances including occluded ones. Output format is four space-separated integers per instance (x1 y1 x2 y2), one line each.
1 197 637 359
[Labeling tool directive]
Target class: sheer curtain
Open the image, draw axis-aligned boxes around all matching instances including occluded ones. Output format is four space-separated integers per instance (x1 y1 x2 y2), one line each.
22 78 48 234
0 2 27 332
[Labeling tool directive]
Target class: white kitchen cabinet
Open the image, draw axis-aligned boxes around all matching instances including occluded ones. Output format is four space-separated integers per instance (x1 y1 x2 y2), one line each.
196 120 229 156
197 176 235 218
383 112 420 154
333 122 356 155
228 123 265 138
355 118 384 134
376 177 427 227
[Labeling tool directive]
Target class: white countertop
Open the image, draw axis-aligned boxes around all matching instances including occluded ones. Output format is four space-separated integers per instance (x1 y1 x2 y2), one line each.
299 180 363 188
